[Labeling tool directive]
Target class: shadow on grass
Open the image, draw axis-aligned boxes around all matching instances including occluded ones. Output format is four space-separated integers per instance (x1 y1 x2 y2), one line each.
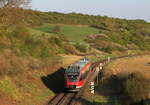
41 67 65 94
130 99 150 105
95 75 123 96
95 74 150 105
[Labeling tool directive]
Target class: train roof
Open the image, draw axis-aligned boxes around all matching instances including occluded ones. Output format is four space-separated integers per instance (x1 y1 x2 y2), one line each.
66 58 89 75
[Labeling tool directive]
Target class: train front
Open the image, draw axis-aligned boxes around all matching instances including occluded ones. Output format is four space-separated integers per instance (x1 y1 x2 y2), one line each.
65 66 81 91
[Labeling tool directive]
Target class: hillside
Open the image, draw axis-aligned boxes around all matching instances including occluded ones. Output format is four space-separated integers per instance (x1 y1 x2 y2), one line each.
1 8 150 55
25 10 150 52
95 55 150 104
0 8 150 105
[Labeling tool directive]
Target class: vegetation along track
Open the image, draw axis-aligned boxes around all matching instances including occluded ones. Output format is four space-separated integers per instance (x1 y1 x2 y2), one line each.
71 53 150 105
46 53 150 105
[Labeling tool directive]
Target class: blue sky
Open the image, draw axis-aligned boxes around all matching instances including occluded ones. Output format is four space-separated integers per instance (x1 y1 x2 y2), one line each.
32 0 150 22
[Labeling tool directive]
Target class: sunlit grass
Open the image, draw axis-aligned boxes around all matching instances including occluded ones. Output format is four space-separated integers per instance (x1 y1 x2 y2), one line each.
0 77 20 99
35 24 100 43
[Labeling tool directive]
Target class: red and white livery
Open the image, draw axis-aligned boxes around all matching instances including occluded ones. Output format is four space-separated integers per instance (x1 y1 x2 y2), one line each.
65 58 92 91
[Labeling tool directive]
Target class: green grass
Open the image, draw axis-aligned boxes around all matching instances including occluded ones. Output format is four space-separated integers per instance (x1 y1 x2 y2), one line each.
94 94 108 103
0 73 55 105
87 54 115 63
28 27 54 37
35 24 100 43
0 77 20 99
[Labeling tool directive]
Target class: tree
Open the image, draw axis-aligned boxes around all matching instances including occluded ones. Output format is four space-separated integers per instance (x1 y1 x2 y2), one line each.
74 43 88 52
0 0 31 8
53 25 61 33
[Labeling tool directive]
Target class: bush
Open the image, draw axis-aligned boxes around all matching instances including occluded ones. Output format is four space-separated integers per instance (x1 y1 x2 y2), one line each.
96 72 150 105
90 23 107 30
52 25 61 33
64 44 77 54
74 43 89 52
48 36 63 47
11 24 29 40
100 46 113 54
40 47 50 58
121 72 150 105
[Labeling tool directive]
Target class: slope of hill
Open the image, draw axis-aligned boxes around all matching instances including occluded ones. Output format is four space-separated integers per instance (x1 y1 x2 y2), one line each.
0 8 150 105
25 10 150 52
95 55 150 104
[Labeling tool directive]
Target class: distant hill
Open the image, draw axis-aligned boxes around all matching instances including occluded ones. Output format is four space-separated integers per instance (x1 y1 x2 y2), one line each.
24 9 150 51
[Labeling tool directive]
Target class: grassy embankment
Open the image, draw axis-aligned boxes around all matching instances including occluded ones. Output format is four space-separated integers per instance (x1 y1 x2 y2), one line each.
0 53 82 105
94 55 150 105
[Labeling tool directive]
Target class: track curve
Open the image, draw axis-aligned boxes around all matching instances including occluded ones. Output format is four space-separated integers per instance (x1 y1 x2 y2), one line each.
46 53 150 105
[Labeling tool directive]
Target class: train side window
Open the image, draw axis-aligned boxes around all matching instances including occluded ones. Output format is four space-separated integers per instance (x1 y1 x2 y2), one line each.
79 75 83 81
84 71 88 78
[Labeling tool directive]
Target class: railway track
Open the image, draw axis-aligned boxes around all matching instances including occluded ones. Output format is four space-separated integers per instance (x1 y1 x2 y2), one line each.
47 92 77 105
46 53 150 105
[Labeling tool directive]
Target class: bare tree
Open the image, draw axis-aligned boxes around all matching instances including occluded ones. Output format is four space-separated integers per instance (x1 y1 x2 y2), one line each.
0 0 31 8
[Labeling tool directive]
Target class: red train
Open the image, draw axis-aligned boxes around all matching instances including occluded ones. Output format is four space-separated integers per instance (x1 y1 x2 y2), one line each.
64 58 92 91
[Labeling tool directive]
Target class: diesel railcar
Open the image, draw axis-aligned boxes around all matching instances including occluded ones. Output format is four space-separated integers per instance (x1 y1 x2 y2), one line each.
65 58 92 91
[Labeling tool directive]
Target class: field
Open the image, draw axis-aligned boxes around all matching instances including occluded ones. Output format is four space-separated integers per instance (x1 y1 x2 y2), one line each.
105 55 150 78
35 24 100 43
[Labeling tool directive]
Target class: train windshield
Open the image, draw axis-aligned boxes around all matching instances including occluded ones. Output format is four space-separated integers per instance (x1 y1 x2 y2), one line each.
67 75 78 82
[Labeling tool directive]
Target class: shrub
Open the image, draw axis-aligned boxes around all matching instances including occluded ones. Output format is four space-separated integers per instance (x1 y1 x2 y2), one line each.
52 25 61 33
11 24 29 40
90 23 107 30
132 38 148 50
96 72 150 105
48 36 63 47
121 72 150 105
74 43 88 53
40 46 54 58
64 44 77 54
100 46 113 54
